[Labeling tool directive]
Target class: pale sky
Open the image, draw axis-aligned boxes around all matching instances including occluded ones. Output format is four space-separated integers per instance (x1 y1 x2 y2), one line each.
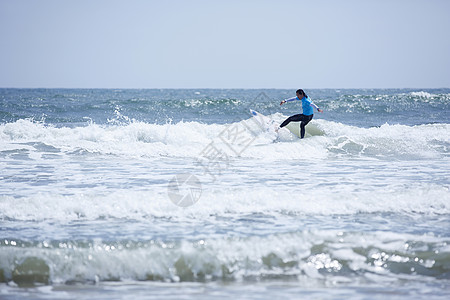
1 0 449 89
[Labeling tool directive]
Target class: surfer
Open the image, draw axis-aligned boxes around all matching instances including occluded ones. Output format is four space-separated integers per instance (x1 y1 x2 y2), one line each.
278 89 323 138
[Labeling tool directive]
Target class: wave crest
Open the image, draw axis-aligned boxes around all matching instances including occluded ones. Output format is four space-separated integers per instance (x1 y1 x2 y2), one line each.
1 117 448 160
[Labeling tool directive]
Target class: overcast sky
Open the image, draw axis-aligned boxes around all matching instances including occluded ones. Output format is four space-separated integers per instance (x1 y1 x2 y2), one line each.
1 0 449 89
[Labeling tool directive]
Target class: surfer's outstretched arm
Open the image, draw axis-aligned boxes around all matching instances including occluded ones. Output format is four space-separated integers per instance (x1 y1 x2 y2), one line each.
280 97 298 105
280 97 323 112
310 102 324 113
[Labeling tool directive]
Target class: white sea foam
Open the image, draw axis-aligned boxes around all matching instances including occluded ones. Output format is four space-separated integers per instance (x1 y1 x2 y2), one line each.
1 118 449 222
1 181 449 222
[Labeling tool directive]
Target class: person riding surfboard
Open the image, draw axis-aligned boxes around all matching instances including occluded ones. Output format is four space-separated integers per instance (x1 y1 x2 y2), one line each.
278 89 323 138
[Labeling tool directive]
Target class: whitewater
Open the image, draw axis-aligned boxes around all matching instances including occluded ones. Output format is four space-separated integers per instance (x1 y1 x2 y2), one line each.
0 89 449 299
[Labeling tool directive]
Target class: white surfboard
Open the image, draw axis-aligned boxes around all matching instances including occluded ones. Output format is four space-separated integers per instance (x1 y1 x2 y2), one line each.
249 109 279 133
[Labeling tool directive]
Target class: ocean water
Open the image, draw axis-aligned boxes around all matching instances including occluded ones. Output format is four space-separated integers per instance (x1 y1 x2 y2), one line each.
0 88 449 299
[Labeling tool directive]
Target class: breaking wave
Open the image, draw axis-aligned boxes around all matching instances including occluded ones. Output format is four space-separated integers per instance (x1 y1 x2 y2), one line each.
1 230 449 285
1 117 448 160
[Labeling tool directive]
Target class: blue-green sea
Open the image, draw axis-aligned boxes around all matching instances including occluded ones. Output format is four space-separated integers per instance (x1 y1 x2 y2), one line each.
1 88 449 299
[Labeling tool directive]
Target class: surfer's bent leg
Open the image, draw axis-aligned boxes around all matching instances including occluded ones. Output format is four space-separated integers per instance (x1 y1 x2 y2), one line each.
280 114 302 128
300 115 314 139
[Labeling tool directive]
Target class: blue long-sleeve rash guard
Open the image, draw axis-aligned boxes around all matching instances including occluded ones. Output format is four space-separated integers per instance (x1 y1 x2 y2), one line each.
285 96 319 116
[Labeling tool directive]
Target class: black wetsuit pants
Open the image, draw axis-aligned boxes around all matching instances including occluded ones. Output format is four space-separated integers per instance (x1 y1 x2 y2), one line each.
279 114 313 139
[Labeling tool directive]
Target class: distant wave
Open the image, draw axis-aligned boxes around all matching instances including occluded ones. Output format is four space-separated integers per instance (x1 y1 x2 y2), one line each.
1 89 449 126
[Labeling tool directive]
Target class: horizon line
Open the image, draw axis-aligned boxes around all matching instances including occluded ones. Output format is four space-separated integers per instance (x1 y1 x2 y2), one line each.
1 86 449 90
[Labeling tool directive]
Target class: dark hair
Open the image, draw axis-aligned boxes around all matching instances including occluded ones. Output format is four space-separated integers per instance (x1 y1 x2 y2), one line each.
296 89 308 98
